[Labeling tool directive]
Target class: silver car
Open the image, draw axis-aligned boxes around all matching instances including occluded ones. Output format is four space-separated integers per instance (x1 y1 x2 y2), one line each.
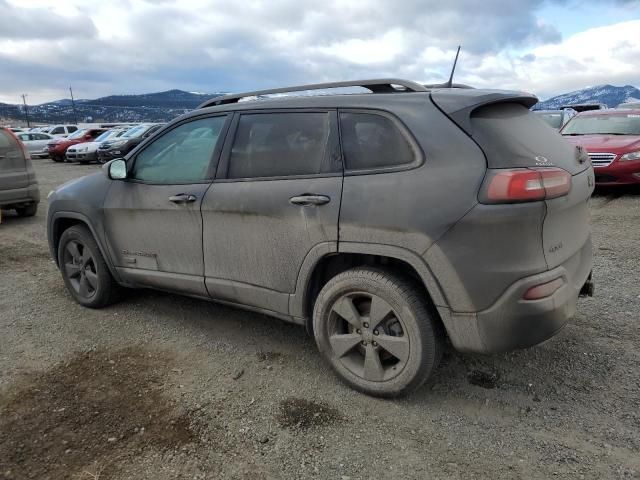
15 132 54 158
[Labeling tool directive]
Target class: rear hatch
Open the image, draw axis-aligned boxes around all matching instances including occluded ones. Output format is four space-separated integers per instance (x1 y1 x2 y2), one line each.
0 128 28 191
431 90 593 271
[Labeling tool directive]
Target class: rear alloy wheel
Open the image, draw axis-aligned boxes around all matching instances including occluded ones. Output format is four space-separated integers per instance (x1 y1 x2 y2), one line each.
313 268 443 397
57 225 120 308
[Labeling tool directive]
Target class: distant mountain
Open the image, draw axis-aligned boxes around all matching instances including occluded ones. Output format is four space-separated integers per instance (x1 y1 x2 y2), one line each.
0 89 225 124
534 84 640 110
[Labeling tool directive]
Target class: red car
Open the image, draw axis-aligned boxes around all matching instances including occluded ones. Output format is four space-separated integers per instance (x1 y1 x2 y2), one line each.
47 128 106 162
561 109 640 186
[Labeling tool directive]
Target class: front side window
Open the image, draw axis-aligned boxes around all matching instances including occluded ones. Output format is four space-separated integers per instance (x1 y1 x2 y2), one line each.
340 112 415 170
67 126 78 133
50 127 64 134
228 112 333 179
132 116 226 184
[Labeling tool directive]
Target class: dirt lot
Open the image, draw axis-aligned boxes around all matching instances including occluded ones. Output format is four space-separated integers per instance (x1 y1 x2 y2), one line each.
1 159 639 480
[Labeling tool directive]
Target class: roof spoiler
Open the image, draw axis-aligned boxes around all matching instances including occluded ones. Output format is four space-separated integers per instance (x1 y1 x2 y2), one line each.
430 89 538 133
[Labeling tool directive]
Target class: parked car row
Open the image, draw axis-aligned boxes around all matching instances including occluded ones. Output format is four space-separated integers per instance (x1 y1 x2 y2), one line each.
46 123 164 164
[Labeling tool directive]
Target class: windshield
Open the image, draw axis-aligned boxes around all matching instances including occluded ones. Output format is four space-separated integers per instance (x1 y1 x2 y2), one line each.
122 125 149 138
562 114 640 136
67 129 87 139
535 112 563 129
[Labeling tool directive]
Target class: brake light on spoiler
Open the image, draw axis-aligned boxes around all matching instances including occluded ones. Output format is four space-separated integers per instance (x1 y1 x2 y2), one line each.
481 167 571 204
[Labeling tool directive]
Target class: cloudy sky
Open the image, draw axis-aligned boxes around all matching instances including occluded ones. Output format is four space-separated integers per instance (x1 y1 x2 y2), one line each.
1 0 639 104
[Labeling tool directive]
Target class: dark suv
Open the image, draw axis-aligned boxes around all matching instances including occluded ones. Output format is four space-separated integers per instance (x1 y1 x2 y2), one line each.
46 79 594 397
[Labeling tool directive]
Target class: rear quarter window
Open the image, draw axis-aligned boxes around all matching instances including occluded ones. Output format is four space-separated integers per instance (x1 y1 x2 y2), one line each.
339 112 415 171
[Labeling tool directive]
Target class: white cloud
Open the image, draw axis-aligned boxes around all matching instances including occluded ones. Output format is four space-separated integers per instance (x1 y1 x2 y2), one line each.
462 19 640 98
0 0 637 103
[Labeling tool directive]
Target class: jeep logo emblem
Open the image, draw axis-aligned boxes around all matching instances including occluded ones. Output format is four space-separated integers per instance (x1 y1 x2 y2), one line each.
535 155 549 164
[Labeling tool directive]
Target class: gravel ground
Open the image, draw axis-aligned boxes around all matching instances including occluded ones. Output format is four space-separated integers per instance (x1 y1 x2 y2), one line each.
1 159 639 480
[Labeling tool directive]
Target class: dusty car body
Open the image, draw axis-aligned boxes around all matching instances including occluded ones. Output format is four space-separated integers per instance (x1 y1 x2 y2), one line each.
47 79 594 397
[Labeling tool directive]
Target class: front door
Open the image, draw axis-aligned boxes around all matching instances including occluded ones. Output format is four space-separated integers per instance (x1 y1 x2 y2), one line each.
201 110 343 315
102 114 230 296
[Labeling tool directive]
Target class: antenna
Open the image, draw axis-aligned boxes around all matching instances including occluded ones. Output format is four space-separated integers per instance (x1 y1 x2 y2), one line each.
446 46 461 88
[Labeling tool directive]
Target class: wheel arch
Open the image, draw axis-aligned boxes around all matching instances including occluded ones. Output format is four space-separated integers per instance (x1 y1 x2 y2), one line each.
49 212 122 283
292 242 450 336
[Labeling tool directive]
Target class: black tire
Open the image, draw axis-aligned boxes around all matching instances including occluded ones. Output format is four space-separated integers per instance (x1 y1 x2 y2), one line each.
57 225 121 308
15 203 38 217
51 155 63 163
313 267 443 397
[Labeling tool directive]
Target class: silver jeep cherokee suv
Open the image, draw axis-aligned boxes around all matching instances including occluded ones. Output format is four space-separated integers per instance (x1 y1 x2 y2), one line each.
47 79 595 397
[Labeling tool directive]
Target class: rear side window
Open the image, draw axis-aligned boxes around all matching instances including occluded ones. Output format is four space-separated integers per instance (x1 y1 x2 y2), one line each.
228 112 333 179
340 112 415 170
50 127 64 134
67 126 78 133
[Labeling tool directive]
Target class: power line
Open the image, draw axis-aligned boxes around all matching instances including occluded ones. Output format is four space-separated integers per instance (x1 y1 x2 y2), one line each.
21 94 30 127
69 86 78 124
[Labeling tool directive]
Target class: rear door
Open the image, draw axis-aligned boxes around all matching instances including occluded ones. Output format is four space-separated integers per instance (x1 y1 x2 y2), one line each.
201 109 342 315
469 102 594 269
0 129 28 194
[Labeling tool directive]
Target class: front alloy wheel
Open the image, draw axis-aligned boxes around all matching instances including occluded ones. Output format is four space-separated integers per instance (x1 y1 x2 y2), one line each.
57 225 120 308
62 239 98 299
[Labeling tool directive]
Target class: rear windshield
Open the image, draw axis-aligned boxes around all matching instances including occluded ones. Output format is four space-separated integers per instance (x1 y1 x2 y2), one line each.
534 112 563 129
471 103 584 173
0 130 23 167
562 114 640 136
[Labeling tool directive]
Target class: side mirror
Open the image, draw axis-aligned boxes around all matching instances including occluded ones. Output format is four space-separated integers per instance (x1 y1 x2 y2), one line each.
102 158 127 180
84 134 92 140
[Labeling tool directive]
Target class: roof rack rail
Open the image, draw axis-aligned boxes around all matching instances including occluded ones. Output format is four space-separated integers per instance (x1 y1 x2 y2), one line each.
198 78 428 108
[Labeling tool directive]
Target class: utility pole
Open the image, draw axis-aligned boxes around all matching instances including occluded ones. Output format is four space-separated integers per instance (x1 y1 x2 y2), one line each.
69 86 78 124
21 94 31 128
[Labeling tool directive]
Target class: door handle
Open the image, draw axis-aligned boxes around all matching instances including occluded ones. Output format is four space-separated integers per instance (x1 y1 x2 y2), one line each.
168 193 197 204
289 194 330 206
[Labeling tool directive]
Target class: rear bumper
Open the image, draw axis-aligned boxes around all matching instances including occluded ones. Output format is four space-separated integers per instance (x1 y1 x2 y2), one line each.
440 237 593 354
0 183 40 207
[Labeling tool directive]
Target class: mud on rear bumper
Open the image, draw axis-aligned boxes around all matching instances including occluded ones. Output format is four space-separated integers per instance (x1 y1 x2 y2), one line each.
439 238 593 354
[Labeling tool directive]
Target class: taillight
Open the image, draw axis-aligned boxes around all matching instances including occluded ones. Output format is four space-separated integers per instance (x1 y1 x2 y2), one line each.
481 167 571 204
